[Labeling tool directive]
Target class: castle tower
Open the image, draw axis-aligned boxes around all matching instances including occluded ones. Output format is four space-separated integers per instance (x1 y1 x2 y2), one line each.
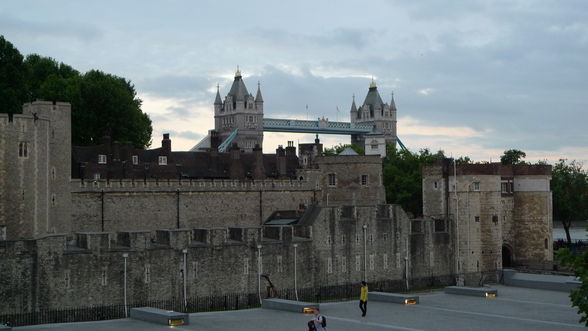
213 68 264 152
0 101 72 239
350 80 397 148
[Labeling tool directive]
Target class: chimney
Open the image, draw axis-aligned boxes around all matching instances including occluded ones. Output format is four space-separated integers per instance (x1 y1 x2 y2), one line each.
276 145 286 178
229 143 244 179
253 144 266 180
285 141 296 157
162 133 171 155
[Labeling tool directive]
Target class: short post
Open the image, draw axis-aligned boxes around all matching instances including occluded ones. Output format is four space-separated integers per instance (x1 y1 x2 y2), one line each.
293 243 299 301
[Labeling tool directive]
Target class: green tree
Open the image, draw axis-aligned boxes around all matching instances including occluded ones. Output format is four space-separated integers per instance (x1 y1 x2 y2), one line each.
382 146 445 217
558 239 588 326
551 159 588 244
500 149 527 165
0 37 153 148
0 35 27 114
75 70 152 148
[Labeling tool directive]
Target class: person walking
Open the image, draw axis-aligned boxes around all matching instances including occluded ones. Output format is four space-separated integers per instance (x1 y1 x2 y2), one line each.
359 281 368 317
310 307 325 330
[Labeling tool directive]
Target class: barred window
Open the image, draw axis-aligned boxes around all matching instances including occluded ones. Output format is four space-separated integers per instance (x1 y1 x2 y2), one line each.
158 156 167 165
98 154 107 164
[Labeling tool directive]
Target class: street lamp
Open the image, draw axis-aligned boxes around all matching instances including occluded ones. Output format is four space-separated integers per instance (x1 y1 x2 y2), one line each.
293 244 299 301
122 253 129 317
362 224 368 281
257 245 262 304
182 248 188 309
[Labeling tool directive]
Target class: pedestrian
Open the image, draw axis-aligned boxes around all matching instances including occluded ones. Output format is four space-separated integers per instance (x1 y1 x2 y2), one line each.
359 280 368 317
310 307 325 330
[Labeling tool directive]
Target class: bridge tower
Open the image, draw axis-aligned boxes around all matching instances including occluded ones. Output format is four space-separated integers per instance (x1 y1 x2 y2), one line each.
350 80 397 148
214 68 264 152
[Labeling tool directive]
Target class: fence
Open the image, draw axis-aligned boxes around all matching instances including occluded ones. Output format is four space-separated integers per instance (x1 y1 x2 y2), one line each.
0 275 473 327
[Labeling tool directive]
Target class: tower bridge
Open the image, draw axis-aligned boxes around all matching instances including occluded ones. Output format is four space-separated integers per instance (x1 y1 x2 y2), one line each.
192 69 403 154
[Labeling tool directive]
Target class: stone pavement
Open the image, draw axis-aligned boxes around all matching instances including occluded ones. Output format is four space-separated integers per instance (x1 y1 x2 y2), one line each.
16 285 583 331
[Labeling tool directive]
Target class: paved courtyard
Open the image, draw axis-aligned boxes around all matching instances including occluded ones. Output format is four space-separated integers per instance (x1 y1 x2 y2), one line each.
15 285 583 331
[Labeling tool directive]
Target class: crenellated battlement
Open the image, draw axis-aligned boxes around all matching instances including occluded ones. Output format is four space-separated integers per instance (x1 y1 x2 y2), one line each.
71 177 315 191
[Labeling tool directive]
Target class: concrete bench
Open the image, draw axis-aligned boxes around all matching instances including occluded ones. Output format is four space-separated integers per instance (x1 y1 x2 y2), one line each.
262 298 319 313
502 269 580 292
369 292 419 304
130 307 189 326
444 286 498 297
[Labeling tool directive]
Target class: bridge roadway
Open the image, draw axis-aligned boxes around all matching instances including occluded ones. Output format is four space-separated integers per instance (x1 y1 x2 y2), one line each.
16 285 582 330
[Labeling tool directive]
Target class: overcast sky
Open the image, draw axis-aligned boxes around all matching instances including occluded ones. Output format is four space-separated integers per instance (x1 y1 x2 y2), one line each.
2 0 587 163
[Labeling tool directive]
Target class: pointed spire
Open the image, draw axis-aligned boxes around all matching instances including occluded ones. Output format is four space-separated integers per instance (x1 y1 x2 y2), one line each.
214 84 222 104
255 81 263 102
350 94 357 112
369 77 377 89
390 91 397 111
235 65 242 78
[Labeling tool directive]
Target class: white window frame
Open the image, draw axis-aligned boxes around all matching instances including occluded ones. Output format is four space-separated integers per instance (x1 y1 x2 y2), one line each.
473 181 480 191
132 155 139 165
158 156 167 165
98 154 107 164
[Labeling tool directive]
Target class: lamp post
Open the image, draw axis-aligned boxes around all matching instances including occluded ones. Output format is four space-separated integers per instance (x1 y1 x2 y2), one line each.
362 224 368 281
293 243 299 301
182 248 188 309
257 244 262 304
122 253 128 317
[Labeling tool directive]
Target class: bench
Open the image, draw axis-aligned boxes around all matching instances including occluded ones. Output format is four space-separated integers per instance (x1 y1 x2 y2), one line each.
130 307 189 326
444 286 498 297
262 298 319 313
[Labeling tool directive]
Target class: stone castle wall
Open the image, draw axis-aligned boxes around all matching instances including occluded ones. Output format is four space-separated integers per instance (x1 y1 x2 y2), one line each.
0 204 457 314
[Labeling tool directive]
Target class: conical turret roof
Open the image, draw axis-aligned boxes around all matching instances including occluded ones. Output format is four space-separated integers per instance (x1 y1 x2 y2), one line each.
214 85 222 105
390 91 397 111
362 80 384 108
255 82 263 102
350 95 357 112
227 69 250 101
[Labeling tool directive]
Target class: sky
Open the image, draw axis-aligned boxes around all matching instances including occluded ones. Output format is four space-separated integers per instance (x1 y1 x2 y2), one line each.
2 0 587 164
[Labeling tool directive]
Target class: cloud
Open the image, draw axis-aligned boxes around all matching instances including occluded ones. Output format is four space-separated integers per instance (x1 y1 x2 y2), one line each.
0 13 102 42
417 88 435 96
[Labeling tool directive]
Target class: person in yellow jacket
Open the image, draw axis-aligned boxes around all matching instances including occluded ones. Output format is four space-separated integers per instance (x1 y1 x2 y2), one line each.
359 281 368 317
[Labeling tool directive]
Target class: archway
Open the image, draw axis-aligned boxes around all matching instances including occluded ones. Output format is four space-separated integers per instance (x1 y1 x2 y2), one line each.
502 245 513 268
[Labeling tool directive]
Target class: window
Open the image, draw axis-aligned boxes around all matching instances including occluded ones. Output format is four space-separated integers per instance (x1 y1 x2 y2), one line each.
355 255 361 272
98 154 107 164
475 216 480 222
369 254 375 271
361 175 369 186
101 267 108 286
0 226 6 241
371 144 378 150
18 142 28 158
144 264 151 283
501 177 514 195
191 261 198 280
277 256 283 273
326 235 332 245
434 181 438 189
327 257 332 274
434 218 446 232
132 155 138 165
473 182 480 191
328 173 337 187
158 156 167 165
341 256 347 273
383 254 388 269
93 173 101 180
492 215 499 224
64 270 71 289
243 258 249 275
